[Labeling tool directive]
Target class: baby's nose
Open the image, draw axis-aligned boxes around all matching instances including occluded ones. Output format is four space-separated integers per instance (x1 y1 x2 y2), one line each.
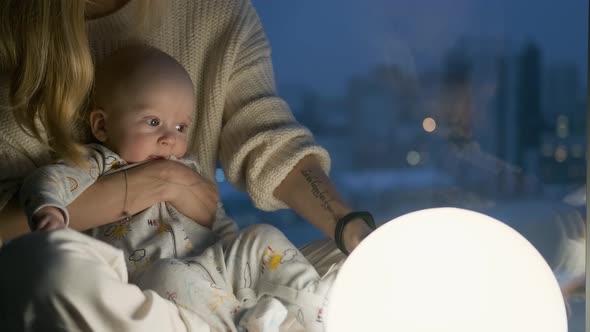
158 132 176 145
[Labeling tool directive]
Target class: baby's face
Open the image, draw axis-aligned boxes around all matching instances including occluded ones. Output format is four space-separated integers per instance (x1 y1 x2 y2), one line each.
103 76 194 163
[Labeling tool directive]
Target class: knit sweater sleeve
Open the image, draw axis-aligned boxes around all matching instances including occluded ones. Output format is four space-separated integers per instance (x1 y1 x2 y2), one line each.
0 75 50 213
0 130 51 213
219 0 331 211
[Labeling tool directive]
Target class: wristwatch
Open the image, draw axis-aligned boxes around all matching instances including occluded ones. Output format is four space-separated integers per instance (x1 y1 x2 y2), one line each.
334 211 376 255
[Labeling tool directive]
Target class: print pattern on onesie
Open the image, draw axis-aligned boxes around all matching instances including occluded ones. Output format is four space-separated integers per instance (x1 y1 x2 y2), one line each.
103 220 132 240
66 177 79 192
104 155 127 170
129 249 146 262
165 290 191 312
88 167 99 180
261 246 298 274
128 248 155 276
297 309 305 326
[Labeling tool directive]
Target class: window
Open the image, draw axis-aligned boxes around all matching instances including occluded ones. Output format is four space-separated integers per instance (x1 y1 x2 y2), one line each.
220 2 587 330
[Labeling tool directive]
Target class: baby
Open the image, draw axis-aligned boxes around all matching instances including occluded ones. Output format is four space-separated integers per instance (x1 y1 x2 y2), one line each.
20 45 337 331
20 45 235 279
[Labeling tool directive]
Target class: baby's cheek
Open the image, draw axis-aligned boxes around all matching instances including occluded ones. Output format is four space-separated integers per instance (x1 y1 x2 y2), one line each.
176 141 188 158
120 140 152 163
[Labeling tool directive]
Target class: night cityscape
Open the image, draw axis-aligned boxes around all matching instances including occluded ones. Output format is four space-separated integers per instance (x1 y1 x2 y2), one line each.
220 37 586 241
225 1 587 330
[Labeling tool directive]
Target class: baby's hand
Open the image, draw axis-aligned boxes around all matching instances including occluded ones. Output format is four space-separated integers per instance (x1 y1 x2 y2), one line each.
31 206 66 232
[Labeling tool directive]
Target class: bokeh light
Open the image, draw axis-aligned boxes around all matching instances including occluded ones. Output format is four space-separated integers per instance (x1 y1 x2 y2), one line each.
422 117 436 132
406 150 421 166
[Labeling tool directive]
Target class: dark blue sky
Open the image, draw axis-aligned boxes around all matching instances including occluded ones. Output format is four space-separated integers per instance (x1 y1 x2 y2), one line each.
253 0 588 96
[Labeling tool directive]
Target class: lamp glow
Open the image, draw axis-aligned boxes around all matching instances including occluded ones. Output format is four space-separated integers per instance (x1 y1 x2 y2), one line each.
325 208 567 332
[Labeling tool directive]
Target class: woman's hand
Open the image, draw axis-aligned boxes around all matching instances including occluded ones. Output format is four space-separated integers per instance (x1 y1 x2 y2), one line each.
67 159 217 231
153 160 220 228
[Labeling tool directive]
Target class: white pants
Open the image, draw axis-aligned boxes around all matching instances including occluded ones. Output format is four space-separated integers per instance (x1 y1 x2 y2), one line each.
0 226 343 331
0 228 208 331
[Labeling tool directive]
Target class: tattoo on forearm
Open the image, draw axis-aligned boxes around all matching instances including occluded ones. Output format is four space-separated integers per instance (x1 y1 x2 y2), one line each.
301 169 338 220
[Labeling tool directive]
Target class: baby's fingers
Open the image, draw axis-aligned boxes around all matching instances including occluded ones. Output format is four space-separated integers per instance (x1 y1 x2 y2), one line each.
41 220 65 232
35 216 65 232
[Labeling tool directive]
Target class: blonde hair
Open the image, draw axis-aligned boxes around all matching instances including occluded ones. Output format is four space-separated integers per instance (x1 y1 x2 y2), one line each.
0 1 91 165
0 1 164 166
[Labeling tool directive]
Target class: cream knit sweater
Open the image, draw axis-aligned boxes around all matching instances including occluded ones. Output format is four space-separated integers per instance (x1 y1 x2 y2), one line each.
0 0 330 212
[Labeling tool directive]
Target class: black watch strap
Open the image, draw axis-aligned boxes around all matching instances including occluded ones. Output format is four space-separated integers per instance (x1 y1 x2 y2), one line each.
334 211 376 256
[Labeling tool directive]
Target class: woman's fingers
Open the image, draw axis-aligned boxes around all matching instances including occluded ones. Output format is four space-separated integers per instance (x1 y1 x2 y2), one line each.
145 159 220 227
173 174 218 225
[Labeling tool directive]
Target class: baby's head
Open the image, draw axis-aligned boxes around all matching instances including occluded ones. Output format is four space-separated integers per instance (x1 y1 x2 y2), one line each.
90 45 195 163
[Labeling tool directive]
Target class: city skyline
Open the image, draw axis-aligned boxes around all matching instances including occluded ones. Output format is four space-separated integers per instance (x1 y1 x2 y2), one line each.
253 0 588 96
290 38 585 188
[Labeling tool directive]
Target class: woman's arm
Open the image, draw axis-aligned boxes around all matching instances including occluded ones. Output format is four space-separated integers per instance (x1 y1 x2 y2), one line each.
0 164 167 239
216 2 371 253
274 154 373 253
67 159 219 231
0 157 167 240
66 167 164 231
0 159 219 240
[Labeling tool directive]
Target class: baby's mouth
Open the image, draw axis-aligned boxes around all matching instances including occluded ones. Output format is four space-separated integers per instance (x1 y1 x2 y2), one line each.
149 155 171 160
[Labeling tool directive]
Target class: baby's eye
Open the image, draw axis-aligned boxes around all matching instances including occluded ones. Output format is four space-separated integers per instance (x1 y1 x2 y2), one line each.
147 118 160 126
176 124 187 133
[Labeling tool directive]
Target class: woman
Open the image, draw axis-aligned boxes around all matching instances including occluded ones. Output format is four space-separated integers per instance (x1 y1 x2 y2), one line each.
0 1 374 330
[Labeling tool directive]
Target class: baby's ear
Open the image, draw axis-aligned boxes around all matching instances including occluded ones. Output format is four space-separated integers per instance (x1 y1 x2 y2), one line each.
89 109 108 143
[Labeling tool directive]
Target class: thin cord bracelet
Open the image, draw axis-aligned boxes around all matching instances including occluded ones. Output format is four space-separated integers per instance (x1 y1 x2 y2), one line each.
122 170 132 221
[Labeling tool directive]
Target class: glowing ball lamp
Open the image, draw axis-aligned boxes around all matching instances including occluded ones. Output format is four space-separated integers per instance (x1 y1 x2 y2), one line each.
325 208 567 332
